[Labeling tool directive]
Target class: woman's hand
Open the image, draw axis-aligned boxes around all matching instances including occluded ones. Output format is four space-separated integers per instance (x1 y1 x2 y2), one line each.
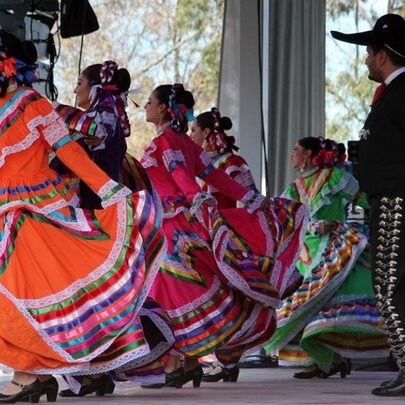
259 197 271 212
315 221 337 235
84 136 105 146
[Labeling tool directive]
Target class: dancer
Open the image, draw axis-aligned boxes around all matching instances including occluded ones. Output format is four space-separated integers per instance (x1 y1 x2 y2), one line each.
264 137 388 378
141 83 308 387
51 60 131 208
190 107 257 208
190 108 278 380
0 29 170 403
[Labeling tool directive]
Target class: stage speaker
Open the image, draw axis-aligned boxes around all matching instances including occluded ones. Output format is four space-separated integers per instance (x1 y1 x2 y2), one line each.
60 0 99 38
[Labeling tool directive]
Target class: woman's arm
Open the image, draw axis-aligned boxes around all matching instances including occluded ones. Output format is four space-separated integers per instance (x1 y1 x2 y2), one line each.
27 98 130 207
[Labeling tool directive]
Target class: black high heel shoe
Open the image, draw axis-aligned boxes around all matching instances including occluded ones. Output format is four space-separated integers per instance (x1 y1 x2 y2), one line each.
58 374 115 397
141 367 184 389
293 366 325 379
293 359 351 379
202 365 239 382
0 379 42 403
40 378 59 402
183 365 203 387
323 359 351 378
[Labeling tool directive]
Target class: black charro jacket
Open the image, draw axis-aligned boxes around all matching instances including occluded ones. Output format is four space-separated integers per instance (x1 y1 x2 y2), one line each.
358 72 405 198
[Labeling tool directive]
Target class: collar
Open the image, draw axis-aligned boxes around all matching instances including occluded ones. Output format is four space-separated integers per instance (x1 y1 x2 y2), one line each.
301 166 320 178
156 122 171 136
385 66 405 85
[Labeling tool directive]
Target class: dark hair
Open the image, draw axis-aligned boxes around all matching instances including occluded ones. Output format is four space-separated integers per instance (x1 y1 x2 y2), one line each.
196 111 232 132
196 110 237 152
154 84 195 132
369 42 405 67
299 136 341 168
154 84 195 108
0 29 37 97
298 137 322 156
82 63 131 92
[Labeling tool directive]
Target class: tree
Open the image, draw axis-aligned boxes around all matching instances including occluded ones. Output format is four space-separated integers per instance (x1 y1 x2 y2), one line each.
54 0 224 158
326 0 405 141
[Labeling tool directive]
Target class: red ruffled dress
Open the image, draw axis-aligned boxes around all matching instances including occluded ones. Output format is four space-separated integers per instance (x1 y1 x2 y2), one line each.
141 125 308 359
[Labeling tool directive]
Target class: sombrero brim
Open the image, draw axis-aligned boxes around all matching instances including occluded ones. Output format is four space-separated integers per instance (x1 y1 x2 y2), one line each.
330 30 378 45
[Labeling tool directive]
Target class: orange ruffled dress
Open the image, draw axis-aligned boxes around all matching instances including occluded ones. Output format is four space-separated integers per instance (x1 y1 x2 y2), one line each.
0 87 172 378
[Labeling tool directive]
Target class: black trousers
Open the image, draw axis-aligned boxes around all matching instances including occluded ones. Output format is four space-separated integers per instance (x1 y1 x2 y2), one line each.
369 193 405 370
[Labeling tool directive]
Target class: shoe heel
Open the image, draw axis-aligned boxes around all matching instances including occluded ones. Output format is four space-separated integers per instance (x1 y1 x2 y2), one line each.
175 377 183 389
192 373 203 388
105 380 115 394
46 388 58 402
340 359 351 378
95 386 107 396
29 392 41 404
224 366 239 382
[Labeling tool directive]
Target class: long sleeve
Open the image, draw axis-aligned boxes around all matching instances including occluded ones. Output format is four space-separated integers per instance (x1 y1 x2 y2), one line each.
193 144 263 208
159 141 201 203
26 98 130 207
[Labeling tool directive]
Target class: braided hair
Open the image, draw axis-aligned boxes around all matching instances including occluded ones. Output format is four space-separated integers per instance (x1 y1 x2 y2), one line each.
196 107 237 154
82 60 131 137
154 83 195 133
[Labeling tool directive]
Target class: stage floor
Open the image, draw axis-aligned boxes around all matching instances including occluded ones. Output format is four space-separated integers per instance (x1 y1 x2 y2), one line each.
0 367 403 404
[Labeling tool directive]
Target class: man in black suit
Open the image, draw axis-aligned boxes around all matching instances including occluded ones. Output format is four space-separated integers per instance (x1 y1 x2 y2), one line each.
331 14 405 397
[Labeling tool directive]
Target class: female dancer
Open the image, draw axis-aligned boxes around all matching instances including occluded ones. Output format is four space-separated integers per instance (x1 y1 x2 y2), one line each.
264 137 388 378
141 83 308 387
51 61 173 396
190 107 268 381
190 107 257 208
0 29 170 403
51 60 131 208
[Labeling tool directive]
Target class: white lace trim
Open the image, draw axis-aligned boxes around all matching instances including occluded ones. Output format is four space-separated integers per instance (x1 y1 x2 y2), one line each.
0 283 75 363
240 190 266 213
0 196 84 241
0 211 15 254
270 203 309 296
212 223 280 308
28 111 70 146
240 189 255 204
163 206 187 219
3 343 153 376
190 192 217 226
97 180 131 208
18 199 129 307
97 179 118 199
27 110 59 131
0 129 40 168
0 89 35 123
0 196 171 376
225 306 275 348
113 309 175 378
162 148 186 171
257 210 274 256
141 142 158 168
272 229 368 352
166 276 222 318
101 187 131 208
173 282 239 337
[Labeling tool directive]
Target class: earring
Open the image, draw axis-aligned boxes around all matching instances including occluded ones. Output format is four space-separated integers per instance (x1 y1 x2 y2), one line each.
300 160 306 173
